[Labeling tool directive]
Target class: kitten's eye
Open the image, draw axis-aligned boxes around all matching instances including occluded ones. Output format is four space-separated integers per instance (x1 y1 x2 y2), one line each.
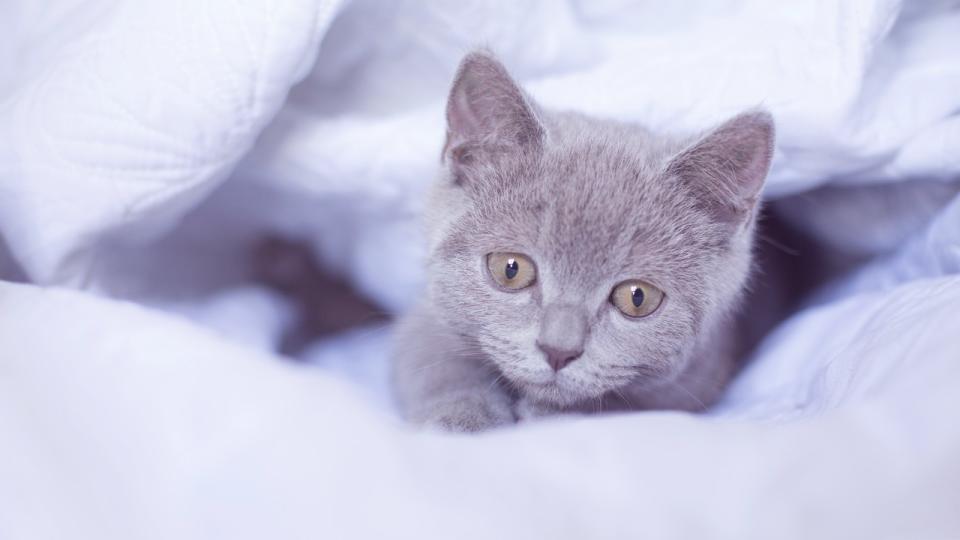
610 280 664 318
486 252 536 290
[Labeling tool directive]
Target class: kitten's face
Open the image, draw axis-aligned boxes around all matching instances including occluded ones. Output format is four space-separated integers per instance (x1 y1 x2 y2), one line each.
427 53 773 407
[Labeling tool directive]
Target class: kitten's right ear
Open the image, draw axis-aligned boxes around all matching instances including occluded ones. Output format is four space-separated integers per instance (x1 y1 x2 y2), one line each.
443 51 544 173
665 110 775 228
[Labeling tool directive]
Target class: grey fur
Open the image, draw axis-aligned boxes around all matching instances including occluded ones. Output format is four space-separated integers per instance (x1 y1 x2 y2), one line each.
392 51 775 432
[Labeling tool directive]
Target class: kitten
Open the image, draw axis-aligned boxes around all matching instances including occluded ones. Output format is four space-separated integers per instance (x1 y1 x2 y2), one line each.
392 51 775 432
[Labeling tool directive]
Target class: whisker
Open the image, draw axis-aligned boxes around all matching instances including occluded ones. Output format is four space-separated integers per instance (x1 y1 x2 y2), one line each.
613 387 636 410
486 373 507 393
671 380 707 411
410 357 452 374
756 233 800 256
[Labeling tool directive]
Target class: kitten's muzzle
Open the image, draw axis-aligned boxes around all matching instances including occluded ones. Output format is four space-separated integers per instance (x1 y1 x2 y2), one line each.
536 304 587 372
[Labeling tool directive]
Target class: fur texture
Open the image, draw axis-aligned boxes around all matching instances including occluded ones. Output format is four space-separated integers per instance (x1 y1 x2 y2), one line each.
392 51 775 432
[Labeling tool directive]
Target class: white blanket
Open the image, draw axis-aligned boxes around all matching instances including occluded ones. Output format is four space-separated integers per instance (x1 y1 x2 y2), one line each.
2 1 959 538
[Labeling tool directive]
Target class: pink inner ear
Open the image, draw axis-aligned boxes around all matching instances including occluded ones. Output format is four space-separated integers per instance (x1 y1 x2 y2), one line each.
724 113 775 202
447 83 483 145
448 143 476 167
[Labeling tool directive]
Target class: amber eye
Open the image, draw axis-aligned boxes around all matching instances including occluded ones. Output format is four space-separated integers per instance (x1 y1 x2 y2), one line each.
486 252 536 290
610 280 664 318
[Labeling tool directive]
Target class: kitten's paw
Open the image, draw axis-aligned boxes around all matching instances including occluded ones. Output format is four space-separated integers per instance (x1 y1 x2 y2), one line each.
417 392 515 433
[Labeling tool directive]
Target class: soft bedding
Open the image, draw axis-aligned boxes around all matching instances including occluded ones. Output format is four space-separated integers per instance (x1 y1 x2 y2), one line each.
1 1 959 538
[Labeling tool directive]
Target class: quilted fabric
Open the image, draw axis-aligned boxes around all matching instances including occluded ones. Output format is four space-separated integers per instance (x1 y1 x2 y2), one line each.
0 0 342 283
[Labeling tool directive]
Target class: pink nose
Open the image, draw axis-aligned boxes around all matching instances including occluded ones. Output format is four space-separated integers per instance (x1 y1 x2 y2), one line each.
536 342 582 371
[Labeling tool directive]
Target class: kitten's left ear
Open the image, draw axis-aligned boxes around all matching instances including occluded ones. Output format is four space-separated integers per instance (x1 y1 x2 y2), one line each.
665 110 775 227
443 51 545 169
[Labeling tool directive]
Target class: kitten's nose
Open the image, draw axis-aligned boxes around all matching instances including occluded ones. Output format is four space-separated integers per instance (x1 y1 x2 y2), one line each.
537 304 587 372
536 342 583 371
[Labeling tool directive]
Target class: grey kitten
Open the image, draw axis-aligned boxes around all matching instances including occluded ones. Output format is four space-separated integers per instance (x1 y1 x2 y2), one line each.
392 51 775 432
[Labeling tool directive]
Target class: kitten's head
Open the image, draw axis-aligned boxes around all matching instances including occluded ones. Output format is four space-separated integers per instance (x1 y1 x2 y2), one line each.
426 51 774 407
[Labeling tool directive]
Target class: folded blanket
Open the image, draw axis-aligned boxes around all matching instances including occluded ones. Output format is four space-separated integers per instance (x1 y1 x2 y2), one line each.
2 274 958 538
